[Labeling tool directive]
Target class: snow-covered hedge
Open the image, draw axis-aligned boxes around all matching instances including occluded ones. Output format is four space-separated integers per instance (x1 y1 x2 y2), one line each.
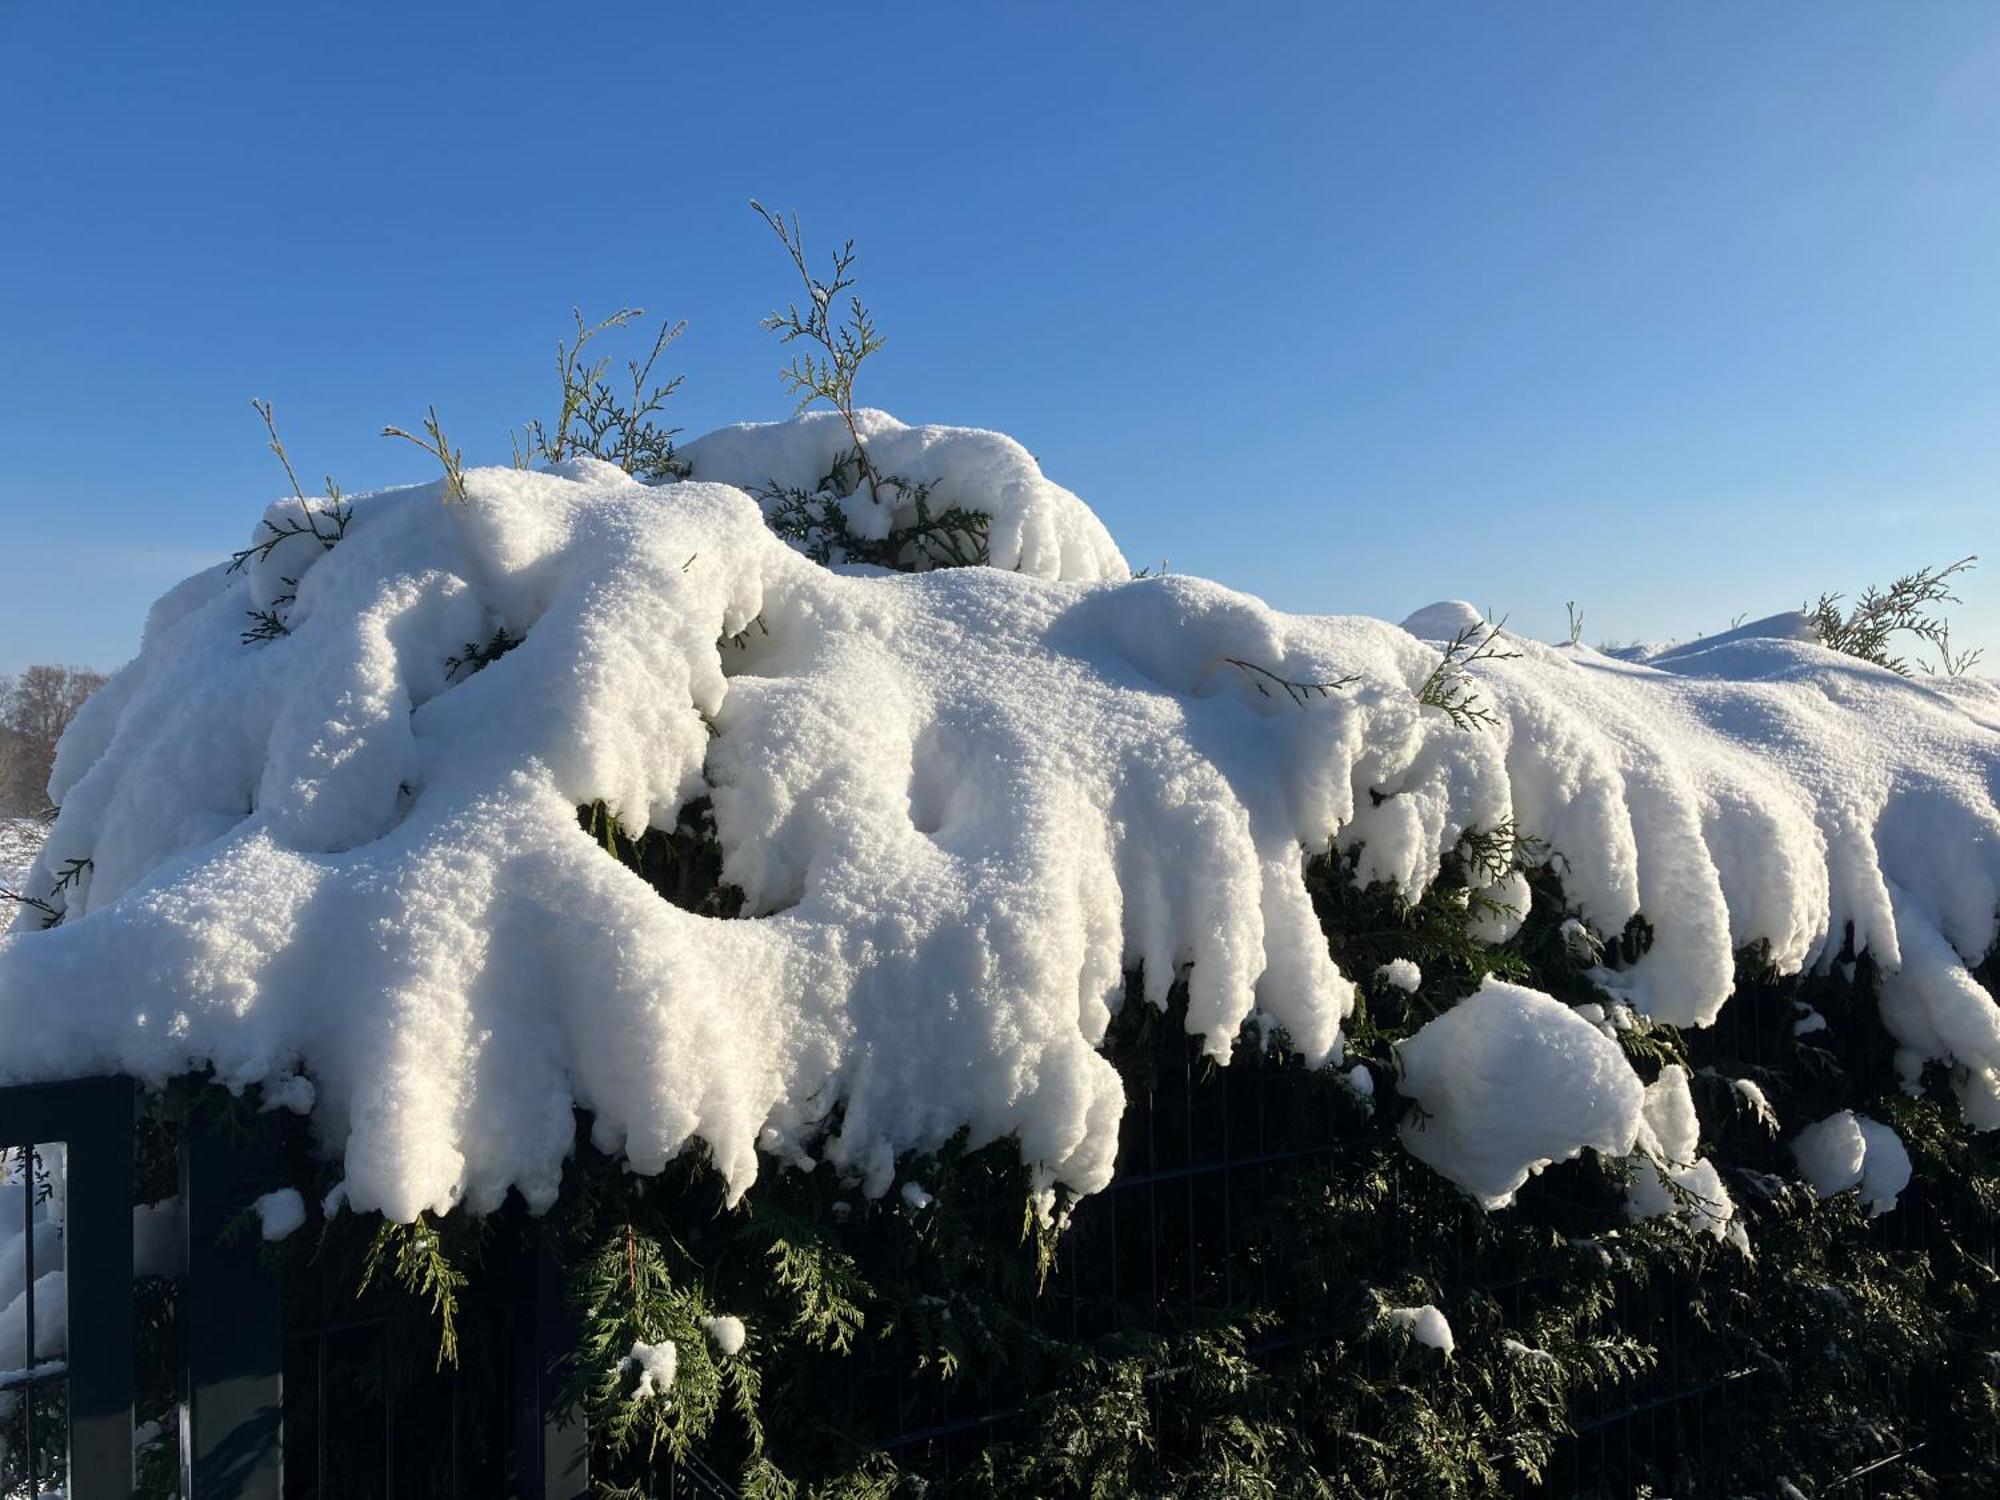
2 408 1999 1493
2 412 1998 1232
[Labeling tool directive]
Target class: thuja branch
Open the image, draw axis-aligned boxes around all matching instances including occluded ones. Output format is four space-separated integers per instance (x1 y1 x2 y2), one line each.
1417 617 1520 732
752 199 885 506
1807 555 1981 677
515 307 688 480
1224 657 1360 708
383 406 468 503
230 399 352 574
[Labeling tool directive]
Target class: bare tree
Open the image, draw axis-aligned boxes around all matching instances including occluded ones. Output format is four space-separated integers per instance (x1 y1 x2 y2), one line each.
0 665 106 815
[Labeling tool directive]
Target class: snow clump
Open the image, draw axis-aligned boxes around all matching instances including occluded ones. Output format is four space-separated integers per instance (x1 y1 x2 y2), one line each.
1 411 1997 1225
1396 978 1645 1209
703 1314 747 1357
1626 1065 1746 1250
1375 958 1422 994
1384 1303 1455 1356
1792 1111 1913 1216
253 1187 308 1241
626 1339 678 1399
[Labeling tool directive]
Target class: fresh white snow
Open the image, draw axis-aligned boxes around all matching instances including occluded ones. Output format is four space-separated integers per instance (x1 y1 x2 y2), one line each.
253 1187 308 1241
703 1313 747 1357
1375 958 1422 994
1384 1303 1455 1356
1792 1110 1912 1216
0 818 46 890
0 412 1996 1225
626 1338 678 1399
1396 978 1646 1208
1626 1065 1745 1249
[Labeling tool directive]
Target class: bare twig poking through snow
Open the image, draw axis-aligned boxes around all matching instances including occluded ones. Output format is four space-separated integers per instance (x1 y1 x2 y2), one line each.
1416 616 1521 732
1223 657 1360 708
1805 555 1981 677
382 405 468 503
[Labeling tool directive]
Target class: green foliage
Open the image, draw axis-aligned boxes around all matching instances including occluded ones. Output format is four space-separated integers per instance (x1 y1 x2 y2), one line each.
445 626 522 683
750 201 991 572
1806 554 1982 676
382 403 468 502
231 398 351 643
514 306 688 480
1415 616 1521 732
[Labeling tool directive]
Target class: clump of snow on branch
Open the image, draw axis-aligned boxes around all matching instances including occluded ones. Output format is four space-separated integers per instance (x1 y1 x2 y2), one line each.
625 1339 677 1400
1384 1303 1455 1356
1626 1065 1746 1251
1792 1111 1912 1217
254 1187 307 1241
0 412 1997 1225
1396 978 1646 1209
703 1314 747 1357
1375 958 1422 994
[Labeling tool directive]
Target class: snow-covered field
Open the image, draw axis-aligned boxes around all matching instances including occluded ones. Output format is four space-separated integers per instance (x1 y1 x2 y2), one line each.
0 818 46 890
0 410 1995 1229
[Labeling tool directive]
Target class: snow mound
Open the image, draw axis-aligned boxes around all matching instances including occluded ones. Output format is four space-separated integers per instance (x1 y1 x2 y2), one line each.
2 412 1998 1223
1397 978 1646 1209
680 410 1128 583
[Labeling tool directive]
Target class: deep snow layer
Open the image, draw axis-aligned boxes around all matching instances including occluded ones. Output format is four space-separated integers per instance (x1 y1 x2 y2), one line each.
2 414 1998 1223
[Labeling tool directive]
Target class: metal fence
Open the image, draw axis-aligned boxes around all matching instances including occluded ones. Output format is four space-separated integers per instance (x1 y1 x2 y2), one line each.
0 1077 585 1500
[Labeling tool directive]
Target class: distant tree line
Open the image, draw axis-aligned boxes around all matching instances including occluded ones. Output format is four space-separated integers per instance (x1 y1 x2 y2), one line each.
0 665 104 816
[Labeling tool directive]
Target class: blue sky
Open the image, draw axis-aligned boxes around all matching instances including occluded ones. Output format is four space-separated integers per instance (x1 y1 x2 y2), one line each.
2 3 1996 677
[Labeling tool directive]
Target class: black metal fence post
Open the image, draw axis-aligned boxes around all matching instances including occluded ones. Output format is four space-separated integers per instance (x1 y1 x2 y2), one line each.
182 1105 284 1497
0 1076 135 1499
505 1238 587 1498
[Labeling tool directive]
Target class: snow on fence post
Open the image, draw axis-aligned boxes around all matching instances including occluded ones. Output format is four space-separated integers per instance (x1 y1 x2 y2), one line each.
0 1076 135 1499
181 1105 284 1497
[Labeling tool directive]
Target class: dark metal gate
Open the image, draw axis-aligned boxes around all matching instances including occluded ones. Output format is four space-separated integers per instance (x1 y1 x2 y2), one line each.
0 1076 585 1500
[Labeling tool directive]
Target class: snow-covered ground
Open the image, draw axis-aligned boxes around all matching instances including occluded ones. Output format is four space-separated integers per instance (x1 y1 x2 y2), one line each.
0 410 1995 1226
0 819 46 890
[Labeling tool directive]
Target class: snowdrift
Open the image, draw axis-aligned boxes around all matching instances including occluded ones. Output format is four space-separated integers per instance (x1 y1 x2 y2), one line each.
3 412 1998 1223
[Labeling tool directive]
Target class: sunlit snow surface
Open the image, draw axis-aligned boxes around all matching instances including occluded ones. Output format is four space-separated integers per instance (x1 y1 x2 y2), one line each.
2 413 1998 1223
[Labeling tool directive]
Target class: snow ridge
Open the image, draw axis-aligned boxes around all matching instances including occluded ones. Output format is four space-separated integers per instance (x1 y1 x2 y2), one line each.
1 414 1997 1224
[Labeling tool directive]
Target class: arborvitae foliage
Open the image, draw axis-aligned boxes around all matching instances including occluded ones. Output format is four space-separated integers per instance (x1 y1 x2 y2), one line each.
1806 554 1983 676
749 202 991 571
513 307 689 481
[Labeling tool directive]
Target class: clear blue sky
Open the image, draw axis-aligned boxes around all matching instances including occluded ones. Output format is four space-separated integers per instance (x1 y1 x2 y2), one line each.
3 2 1996 677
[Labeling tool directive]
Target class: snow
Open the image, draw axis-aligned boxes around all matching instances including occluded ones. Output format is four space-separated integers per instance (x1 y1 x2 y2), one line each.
1396 978 1645 1209
703 1314 747 1357
253 1187 307 1241
0 818 47 889
0 410 1997 1223
1384 1303 1455 1356
626 1338 677 1399
1375 958 1422 994
0 1150 64 1375
1792 1111 1912 1216
1627 1065 1745 1248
